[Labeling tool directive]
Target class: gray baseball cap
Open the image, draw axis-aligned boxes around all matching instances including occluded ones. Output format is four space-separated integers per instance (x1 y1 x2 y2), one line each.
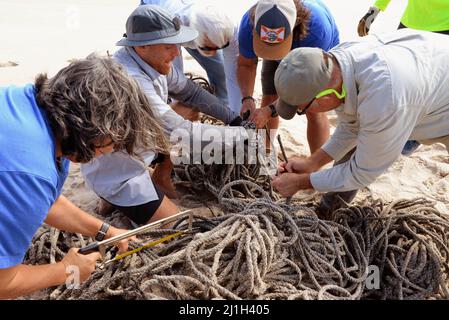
116 5 198 47
274 47 333 120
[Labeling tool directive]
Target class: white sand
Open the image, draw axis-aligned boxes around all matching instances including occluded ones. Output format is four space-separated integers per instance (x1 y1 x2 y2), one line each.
2 0 449 213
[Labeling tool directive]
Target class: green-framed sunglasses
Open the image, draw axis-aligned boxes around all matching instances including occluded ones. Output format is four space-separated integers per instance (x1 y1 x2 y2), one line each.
297 85 346 116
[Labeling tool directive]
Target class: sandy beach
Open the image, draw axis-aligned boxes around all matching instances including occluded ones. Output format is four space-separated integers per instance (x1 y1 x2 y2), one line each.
2 0 448 215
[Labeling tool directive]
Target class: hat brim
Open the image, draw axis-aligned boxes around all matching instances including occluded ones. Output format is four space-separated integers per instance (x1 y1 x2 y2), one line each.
116 25 198 47
253 30 292 61
275 99 297 120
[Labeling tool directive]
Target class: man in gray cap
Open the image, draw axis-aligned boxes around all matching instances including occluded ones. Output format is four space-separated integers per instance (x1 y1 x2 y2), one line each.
271 29 449 214
81 5 245 226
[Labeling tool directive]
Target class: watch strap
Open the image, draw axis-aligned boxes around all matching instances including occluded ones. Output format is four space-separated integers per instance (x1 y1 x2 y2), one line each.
241 96 255 104
268 104 278 118
95 222 110 241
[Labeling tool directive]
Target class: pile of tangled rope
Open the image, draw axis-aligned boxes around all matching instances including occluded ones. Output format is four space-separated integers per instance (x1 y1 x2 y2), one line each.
171 114 279 201
173 160 279 204
172 132 279 201
23 179 449 300
174 73 279 203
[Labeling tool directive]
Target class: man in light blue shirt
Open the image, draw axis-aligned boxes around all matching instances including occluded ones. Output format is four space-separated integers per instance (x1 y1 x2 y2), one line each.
271 30 449 214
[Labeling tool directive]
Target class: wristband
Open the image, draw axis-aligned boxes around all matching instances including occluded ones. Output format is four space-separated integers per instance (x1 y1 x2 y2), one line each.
268 103 278 118
241 96 255 104
95 222 110 241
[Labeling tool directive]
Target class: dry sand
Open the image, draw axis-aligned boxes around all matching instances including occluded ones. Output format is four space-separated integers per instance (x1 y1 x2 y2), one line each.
2 0 449 214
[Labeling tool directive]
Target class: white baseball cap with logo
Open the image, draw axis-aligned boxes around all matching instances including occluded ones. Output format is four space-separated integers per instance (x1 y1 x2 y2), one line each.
253 0 297 60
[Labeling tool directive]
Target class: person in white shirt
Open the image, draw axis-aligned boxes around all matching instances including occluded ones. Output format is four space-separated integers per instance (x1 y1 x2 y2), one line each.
271 29 449 215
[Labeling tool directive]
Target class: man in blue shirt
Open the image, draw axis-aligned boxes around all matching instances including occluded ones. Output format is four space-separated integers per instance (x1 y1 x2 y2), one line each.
0 55 167 299
237 0 339 154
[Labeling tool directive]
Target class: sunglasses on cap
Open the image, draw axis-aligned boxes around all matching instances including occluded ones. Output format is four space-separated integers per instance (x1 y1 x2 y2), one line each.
296 85 346 116
198 41 230 52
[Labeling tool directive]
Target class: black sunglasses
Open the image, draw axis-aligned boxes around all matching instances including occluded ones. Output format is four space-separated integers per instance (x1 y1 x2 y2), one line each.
296 98 316 116
198 41 230 52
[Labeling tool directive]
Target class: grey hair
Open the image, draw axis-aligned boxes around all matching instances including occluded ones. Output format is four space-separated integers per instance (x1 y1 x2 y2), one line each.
35 54 169 163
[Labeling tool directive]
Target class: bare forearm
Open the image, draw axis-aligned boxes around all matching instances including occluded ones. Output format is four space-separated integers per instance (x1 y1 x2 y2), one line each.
45 195 103 238
261 94 277 108
306 113 330 154
297 173 314 190
237 59 257 97
0 263 66 299
310 148 333 170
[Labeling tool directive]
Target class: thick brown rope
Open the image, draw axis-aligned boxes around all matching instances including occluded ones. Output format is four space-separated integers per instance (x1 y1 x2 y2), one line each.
22 191 449 300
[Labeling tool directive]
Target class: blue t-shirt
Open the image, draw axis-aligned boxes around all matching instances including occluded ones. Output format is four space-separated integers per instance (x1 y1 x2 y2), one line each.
0 84 69 269
238 0 340 59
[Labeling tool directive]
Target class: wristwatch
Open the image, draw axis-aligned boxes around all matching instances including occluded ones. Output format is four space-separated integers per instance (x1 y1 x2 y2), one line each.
95 222 110 241
241 96 255 104
267 103 278 118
